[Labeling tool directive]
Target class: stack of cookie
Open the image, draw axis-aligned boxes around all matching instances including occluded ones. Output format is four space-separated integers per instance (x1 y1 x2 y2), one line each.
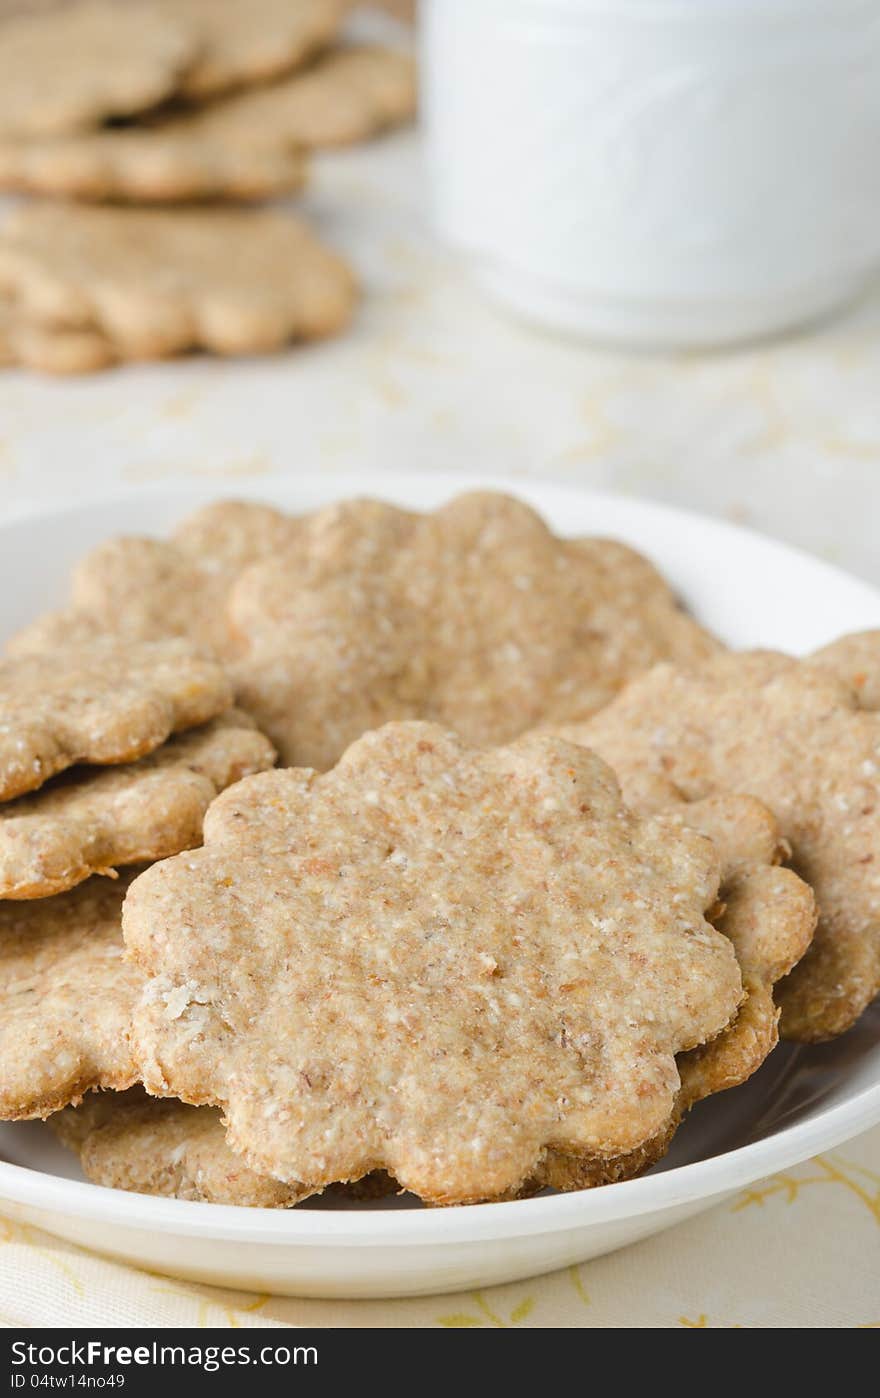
8 488 880 1209
0 637 276 1124
0 0 417 372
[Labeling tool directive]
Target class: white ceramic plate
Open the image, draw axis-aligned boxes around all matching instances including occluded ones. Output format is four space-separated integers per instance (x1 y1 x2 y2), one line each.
2 471 880 1300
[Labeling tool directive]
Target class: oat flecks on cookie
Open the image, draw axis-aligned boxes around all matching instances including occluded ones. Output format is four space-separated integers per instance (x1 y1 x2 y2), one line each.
0 710 275 900
51 1088 398 1206
50 1089 309 1207
563 647 880 1042
0 639 232 803
7 495 719 742
0 205 357 361
124 722 743 1206
0 1 198 139
0 876 141 1120
52 803 814 1205
159 0 346 100
228 492 721 767
542 793 817 1189
668 795 816 1102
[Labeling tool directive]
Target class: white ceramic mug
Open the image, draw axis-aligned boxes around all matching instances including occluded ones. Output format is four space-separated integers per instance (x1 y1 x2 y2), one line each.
421 0 880 348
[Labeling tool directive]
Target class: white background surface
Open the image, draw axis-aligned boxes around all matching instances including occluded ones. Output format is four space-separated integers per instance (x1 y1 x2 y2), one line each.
0 121 878 584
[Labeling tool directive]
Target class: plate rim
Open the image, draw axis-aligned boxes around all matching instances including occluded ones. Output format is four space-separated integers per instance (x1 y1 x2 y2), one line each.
2 468 880 1247
3 1078 879 1246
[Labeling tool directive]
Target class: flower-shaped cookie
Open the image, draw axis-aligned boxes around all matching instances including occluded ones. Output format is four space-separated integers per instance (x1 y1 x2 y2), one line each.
0 46 415 204
125 722 742 1205
9 494 720 767
0 205 356 362
228 491 721 767
566 646 880 1041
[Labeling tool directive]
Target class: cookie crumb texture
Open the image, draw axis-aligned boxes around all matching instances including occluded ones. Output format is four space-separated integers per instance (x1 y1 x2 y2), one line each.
0 876 141 1120
51 1089 308 1206
0 639 232 802
567 649 880 1041
52 1088 398 1206
545 794 817 1190
8 494 721 754
0 710 275 899
125 722 743 1206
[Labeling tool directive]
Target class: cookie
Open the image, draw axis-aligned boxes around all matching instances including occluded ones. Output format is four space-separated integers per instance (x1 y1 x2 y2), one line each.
124 722 743 1206
0 205 357 360
50 1088 396 1206
0 710 275 899
0 44 415 202
371 0 416 18
204 43 418 150
54 797 814 1205
0 118 308 206
0 1 198 139
0 639 232 803
170 497 305 566
810 630 880 711
0 876 141 1120
560 646 880 1041
8 501 305 658
50 1089 310 1206
540 793 817 1189
0 296 115 374
160 0 345 100
228 492 722 767
0 2 74 18
9 495 719 754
